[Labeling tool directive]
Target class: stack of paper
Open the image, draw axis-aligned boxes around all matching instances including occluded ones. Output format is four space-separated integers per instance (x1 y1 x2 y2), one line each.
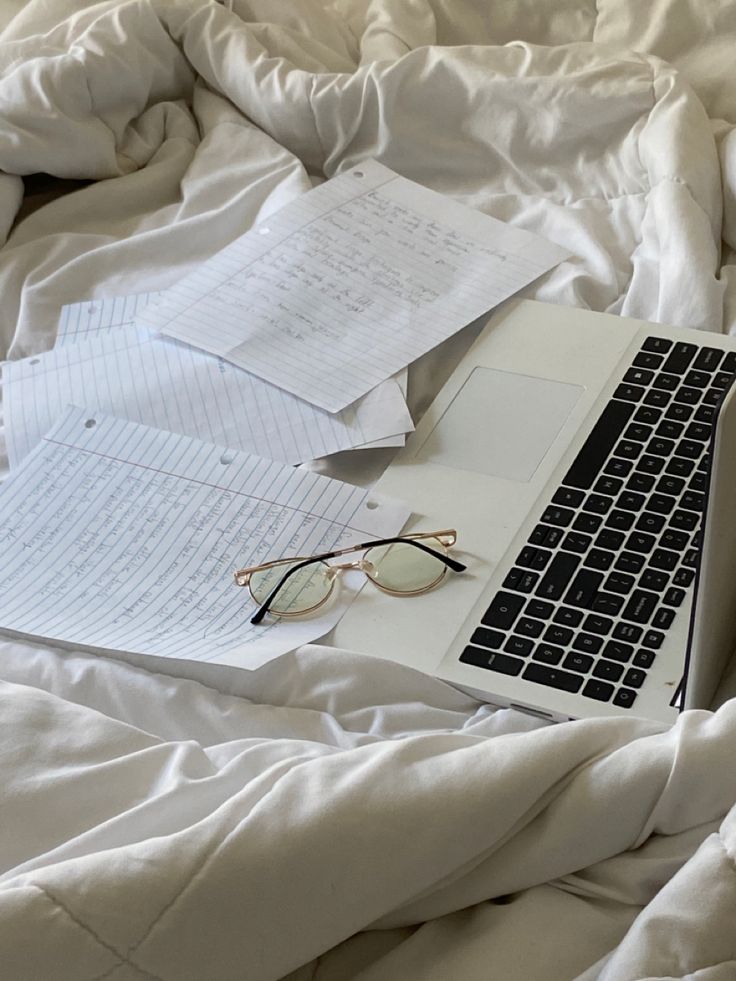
0 159 568 669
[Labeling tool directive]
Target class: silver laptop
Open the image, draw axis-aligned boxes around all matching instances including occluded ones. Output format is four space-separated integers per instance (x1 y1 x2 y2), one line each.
330 299 736 725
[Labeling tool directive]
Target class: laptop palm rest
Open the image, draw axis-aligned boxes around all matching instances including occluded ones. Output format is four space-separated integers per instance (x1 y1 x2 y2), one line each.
415 367 584 482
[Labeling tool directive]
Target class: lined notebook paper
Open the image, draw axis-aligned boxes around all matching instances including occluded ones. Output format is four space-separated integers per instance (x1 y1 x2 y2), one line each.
56 291 163 345
0 408 410 669
139 160 569 412
4 326 412 468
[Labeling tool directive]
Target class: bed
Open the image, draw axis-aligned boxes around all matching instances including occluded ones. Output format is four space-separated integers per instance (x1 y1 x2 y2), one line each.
1 1 736 978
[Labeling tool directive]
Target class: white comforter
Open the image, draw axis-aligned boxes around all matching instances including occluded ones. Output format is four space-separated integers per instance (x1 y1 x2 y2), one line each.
1 2 736 978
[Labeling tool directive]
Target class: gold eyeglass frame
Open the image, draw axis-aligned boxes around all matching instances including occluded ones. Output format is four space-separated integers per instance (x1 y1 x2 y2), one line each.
234 530 465 624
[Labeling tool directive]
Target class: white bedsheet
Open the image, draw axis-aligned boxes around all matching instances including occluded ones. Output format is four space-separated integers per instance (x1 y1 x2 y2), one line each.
1 1 736 978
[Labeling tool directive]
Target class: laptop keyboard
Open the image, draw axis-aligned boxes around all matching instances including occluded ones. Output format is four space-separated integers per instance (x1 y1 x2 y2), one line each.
460 337 736 710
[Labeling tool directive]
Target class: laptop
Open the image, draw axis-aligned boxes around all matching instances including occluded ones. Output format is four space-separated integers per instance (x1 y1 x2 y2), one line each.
329 299 736 724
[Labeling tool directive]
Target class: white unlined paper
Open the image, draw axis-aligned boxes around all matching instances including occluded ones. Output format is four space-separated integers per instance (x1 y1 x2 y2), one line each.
139 160 569 412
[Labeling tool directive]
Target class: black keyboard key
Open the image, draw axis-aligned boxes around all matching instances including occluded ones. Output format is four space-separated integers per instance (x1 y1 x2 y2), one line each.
722 352 736 372
614 383 645 403
613 688 637 708
712 371 732 388
626 472 655 493
541 526 565 548
659 529 690 552
583 679 614 702
573 632 603 654
584 549 615 571
564 568 604 607
665 402 694 422
697 454 710 472
656 474 685 496
564 399 635 490
553 606 584 627
582 614 613 635
563 652 593 673
552 487 585 508
613 622 643 643
604 458 633 477
688 472 707 493
503 569 539 592
693 347 723 372
522 663 583 693
634 351 664 369
592 592 624 616
573 513 603 534
482 592 525 630
642 336 673 353
561 532 592 554
645 628 665 647
533 643 564 665
662 342 697 374
652 607 676 630
652 373 679 392
505 635 534 657
644 389 672 407
615 551 645 573
544 625 573 646
583 493 614 514
665 456 695 477
622 589 658 623
622 668 647 689
672 567 695 587
681 491 705 512
672 386 701 405
663 587 686 607
624 367 654 386
634 405 662 425
606 509 635 531
593 659 624 682
683 369 710 389
517 547 549 570
460 647 523 675
633 649 656 668
649 549 679 571
515 617 546 638
625 531 656 553
648 493 676 515
604 571 635 594
594 475 623 496
676 439 704 460
624 422 653 442
617 491 646 512
536 552 581 601
670 510 699 531
635 512 665 534
683 422 711 442
640 569 669 592
703 387 724 405
636 454 665 475
647 437 675 457
655 420 684 440
541 505 575 527
602 640 633 663
694 404 715 423
471 626 505 649
615 440 643 460
596 529 625 550
529 524 549 545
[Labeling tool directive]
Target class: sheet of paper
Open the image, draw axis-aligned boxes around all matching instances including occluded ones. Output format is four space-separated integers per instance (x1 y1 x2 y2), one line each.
138 159 569 412
3 327 413 469
56 291 164 345
0 408 410 669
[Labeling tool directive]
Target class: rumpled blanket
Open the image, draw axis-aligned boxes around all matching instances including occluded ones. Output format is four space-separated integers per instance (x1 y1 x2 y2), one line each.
1 1 736 978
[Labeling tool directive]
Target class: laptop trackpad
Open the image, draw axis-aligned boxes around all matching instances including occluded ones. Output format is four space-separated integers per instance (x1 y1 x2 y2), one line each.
417 367 584 482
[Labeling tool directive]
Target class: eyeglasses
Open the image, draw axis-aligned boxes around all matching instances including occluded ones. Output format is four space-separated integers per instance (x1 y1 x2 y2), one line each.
234 529 466 624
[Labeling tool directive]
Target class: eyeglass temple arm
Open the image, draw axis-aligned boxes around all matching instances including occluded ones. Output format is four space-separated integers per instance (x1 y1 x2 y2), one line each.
250 536 467 625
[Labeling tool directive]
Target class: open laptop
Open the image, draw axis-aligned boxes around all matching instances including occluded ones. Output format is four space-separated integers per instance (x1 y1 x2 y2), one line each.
330 299 736 724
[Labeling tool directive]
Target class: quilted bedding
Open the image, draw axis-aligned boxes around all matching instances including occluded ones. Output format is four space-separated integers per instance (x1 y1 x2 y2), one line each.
1 1 736 978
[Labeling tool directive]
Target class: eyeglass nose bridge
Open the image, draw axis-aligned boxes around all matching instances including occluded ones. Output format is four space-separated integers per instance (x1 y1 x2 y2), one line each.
326 558 375 577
